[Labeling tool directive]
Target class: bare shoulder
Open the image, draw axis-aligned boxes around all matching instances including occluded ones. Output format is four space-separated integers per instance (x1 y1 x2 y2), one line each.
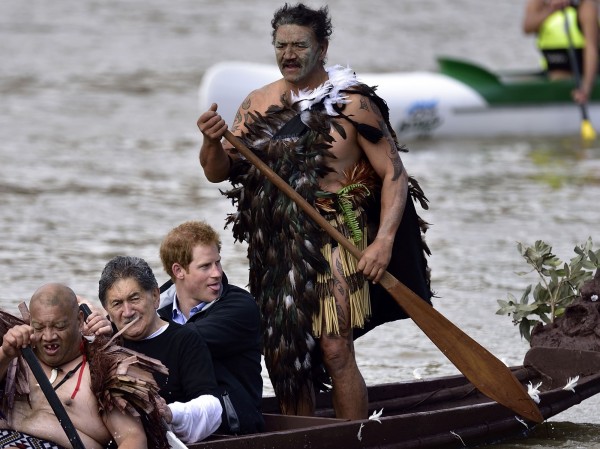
230 79 285 134
524 0 543 12
341 88 385 126
253 79 286 109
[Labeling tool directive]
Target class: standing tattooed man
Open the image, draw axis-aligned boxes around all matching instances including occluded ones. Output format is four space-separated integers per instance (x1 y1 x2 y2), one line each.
197 3 432 420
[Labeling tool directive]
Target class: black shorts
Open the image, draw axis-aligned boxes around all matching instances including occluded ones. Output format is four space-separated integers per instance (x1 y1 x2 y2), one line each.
542 48 583 72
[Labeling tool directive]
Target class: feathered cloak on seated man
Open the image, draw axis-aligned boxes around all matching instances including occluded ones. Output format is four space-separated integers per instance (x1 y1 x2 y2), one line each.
0 307 170 449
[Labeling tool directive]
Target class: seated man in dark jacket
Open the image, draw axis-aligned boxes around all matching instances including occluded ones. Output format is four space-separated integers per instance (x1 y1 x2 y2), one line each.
158 220 265 434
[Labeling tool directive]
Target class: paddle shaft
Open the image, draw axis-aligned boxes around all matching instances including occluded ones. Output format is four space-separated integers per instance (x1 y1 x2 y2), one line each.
562 9 596 130
223 130 543 423
563 11 585 111
21 347 86 449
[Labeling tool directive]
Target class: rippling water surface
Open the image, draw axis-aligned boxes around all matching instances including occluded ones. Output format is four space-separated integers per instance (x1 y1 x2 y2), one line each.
1 1 600 446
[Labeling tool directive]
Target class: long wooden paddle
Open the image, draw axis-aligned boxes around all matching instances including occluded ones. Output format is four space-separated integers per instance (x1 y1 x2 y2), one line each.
223 130 543 423
563 8 597 141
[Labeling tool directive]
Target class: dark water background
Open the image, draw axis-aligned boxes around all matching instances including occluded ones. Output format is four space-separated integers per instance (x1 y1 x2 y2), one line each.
1 1 599 447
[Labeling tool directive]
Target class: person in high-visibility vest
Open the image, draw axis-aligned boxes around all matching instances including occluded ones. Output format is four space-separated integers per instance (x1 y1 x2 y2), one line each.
523 0 598 104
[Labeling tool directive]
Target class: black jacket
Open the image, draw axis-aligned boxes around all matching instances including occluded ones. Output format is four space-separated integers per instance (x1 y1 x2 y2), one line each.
158 274 265 434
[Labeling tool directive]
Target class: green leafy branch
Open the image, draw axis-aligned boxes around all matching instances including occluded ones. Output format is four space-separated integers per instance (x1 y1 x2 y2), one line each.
496 237 600 342
337 183 370 244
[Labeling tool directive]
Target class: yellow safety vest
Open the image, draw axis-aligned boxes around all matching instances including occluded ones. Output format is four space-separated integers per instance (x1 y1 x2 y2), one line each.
537 6 585 50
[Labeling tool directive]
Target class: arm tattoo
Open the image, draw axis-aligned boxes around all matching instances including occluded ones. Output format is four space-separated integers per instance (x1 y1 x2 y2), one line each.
359 97 369 111
232 97 252 132
232 110 242 132
369 98 404 181
241 97 251 110
378 118 404 181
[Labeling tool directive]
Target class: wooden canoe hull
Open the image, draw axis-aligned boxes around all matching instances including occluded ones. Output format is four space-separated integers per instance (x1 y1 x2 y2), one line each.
189 348 600 449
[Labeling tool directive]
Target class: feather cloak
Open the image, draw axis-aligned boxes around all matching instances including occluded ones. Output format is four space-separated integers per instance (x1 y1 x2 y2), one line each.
224 101 333 411
223 65 432 411
0 310 169 449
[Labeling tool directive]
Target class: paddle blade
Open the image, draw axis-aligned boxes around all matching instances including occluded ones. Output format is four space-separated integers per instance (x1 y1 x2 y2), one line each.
380 273 544 423
581 119 597 141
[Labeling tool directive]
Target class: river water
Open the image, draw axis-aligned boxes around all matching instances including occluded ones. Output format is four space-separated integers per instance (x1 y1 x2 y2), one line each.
1 1 599 447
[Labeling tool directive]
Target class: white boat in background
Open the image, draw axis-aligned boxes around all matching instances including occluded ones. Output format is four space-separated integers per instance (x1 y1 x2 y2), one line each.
198 57 600 140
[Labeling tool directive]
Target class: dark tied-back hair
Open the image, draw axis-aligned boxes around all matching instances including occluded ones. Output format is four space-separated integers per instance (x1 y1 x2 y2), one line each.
271 3 333 44
98 255 158 306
